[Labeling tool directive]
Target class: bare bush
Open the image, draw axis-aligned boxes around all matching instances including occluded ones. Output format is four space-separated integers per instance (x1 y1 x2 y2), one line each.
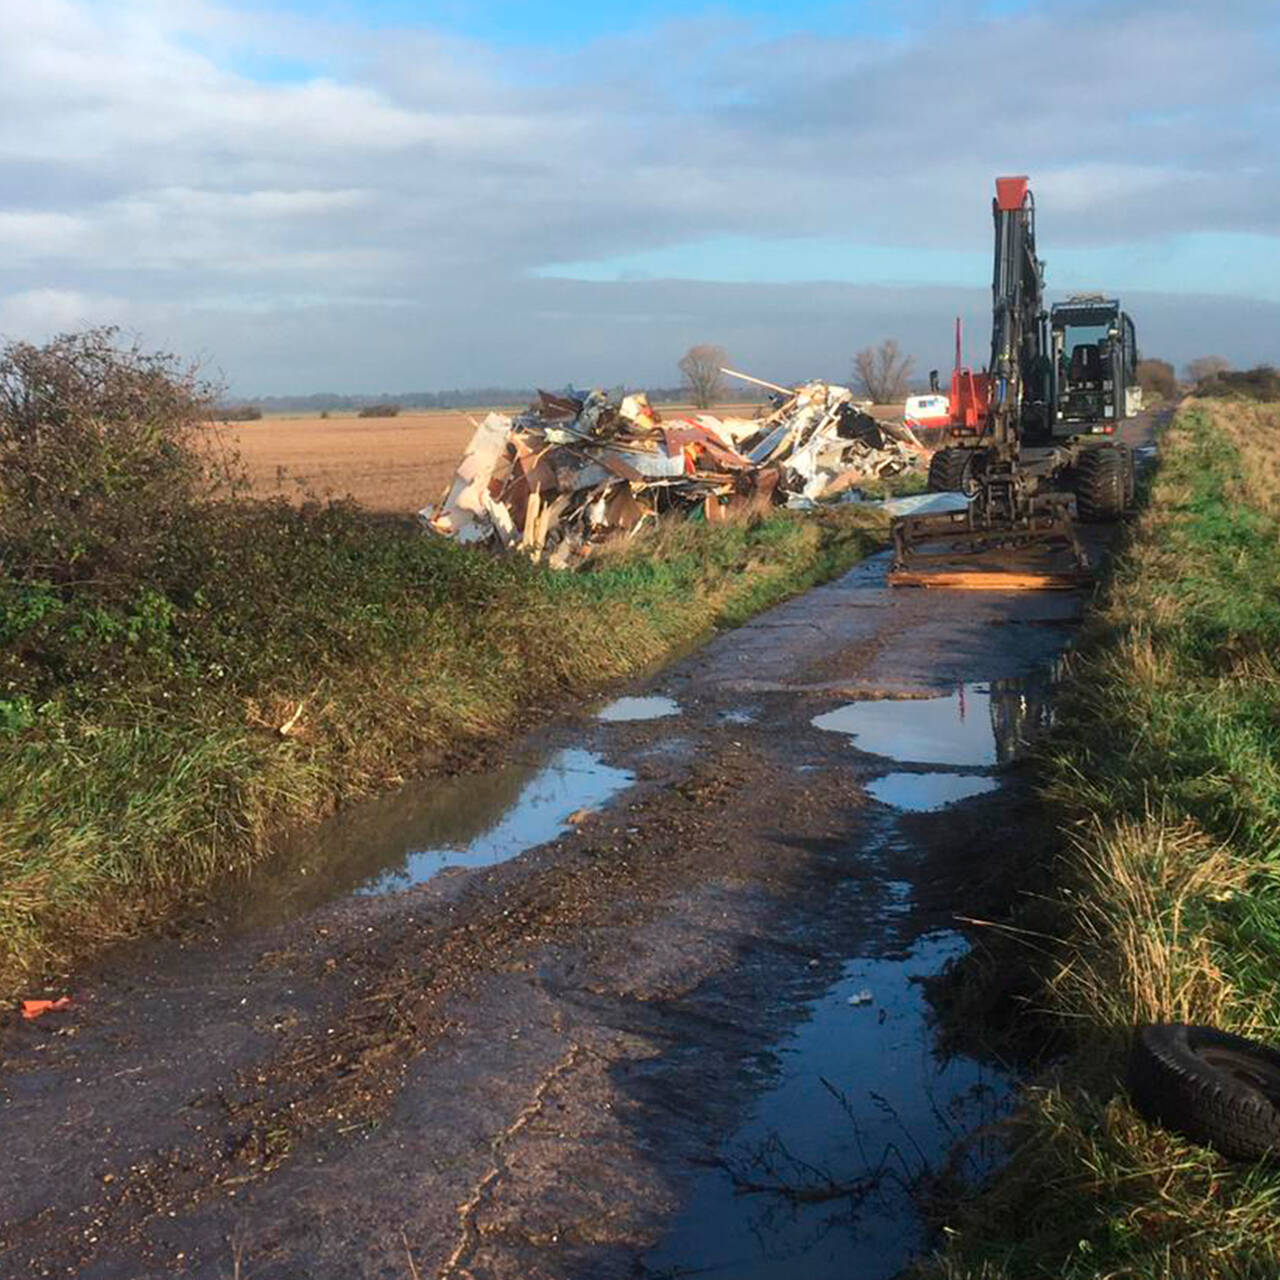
678 344 728 409
854 339 914 403
210 404 262 422
1186 355 1232 384
1136 358 1178 401
0 327 233 585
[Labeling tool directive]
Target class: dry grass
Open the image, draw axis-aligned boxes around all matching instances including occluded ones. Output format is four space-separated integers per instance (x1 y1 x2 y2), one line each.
223 410 484 513
1200 397 1280 517
915 398 1280 1279
1047 814 1246 1031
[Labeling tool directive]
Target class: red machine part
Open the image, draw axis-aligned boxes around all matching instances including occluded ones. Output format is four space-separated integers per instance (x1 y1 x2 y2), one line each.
939 175 1032 438
994 174 1029 212
947 317 991 433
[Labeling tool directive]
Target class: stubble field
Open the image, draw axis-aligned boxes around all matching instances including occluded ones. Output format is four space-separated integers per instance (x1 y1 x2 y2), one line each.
222 401 899 513
223 410 493 513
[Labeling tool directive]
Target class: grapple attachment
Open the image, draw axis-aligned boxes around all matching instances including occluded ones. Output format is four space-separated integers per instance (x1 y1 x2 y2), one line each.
889 459 1091 590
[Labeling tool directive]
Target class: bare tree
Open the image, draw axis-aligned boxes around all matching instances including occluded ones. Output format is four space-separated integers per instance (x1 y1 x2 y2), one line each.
678 344 728 409
854 339 914 403
1186 355 1232 384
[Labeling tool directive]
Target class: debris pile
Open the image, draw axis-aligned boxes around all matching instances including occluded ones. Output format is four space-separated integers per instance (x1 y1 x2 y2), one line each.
422 382 923 567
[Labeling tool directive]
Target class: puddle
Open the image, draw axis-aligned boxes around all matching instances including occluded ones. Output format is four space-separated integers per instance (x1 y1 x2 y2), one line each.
598 695 681 722
645 931 1009 1279
812 675 1054 766
867 772 999 812
213 748 633 929
361 748 633 892
720 707 758 726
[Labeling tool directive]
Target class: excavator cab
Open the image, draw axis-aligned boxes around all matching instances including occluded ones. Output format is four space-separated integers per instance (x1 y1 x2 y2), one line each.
1050 297 1140 434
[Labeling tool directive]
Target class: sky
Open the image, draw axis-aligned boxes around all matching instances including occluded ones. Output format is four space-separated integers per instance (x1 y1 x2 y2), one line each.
1 0 1278 395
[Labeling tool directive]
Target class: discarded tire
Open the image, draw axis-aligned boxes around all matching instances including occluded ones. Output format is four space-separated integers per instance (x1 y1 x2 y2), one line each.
1128 1024 1280 1160
927 447 975 494
1074 444 1127 521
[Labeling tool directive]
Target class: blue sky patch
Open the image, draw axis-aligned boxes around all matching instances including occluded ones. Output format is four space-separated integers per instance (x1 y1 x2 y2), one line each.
535 232 1280 304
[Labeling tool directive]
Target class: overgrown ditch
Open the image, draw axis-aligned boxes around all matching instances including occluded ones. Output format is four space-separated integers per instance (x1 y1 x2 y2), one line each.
1 468 882 994
913 398 1280 1280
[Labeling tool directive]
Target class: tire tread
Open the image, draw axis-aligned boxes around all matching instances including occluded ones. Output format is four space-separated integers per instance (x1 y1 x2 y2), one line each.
928 447 974 494
1128 1024 1280 1160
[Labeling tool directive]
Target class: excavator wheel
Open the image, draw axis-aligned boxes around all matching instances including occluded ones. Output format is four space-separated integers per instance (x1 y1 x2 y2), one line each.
1075 443 1129 521
928 446 977 494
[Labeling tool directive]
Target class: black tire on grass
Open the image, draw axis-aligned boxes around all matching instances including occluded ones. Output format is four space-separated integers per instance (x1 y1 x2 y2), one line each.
1128 1024 1280 1161
1074 444 1127 521
928 447 976 494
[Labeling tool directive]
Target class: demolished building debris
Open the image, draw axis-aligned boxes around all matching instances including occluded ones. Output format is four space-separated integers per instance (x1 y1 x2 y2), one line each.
422 382 925 567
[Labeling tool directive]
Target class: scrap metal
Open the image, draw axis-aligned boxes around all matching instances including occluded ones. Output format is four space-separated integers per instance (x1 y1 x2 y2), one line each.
423 382 924 567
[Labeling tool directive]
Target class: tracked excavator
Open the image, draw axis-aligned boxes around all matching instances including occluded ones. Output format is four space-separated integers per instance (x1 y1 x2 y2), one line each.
890 176 1137 588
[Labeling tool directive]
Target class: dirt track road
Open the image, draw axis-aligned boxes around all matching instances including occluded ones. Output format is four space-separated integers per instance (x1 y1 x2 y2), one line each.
0 423 1155 1279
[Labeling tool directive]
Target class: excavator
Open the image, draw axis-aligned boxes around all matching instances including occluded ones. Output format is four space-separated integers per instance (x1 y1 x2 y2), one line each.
890 175 1137 588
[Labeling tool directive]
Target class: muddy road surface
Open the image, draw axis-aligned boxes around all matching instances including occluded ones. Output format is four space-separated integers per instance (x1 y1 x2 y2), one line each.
0 435 1153 1278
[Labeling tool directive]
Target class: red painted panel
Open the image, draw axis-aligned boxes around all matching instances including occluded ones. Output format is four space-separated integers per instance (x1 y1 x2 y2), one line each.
995 175 1029 212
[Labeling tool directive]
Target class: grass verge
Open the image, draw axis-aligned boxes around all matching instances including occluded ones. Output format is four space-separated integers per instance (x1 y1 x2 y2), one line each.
0 501 884 994
915 399 1280 1278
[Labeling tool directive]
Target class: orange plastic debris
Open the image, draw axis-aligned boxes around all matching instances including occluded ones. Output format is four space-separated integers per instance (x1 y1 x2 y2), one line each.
21 996 72 1020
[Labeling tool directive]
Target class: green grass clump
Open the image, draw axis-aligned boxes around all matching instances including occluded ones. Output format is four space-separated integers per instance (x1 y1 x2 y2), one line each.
916 401 1280 1280
0 494 882 989
0 329 887 987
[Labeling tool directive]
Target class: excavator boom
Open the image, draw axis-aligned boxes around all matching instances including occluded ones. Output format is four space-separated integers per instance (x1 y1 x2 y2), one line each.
889 175 1125 588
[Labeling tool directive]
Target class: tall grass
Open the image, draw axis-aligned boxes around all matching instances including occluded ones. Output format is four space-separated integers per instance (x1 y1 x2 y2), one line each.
917 400 1280 1279
0 330 889 986
0 493 882 989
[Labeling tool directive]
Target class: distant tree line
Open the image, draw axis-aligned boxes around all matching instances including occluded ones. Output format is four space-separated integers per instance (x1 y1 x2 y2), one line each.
237 383 771 415
252 388 543 413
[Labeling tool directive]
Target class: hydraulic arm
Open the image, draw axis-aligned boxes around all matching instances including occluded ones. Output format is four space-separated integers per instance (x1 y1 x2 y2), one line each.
890 176 1086 585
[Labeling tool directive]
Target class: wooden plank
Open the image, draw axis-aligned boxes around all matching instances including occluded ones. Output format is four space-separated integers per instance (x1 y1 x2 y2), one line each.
889 570 1090 590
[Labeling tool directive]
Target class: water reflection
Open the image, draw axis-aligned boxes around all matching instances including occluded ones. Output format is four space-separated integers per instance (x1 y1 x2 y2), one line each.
866 773 999 812
812 670 1057 766
363 748 633 893
644 931 1008 1279
212 748 632 930
599 695 682 722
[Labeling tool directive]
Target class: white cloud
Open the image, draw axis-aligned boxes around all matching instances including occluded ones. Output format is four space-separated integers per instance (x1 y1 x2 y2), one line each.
0 287 127 335
0 211 88 256
0 0 1275 389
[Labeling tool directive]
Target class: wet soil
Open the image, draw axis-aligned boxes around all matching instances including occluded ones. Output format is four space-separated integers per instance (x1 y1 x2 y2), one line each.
0 420 1155 1280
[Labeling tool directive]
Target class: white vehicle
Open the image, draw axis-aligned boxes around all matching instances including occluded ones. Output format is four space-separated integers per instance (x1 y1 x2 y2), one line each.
903 392 951 443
